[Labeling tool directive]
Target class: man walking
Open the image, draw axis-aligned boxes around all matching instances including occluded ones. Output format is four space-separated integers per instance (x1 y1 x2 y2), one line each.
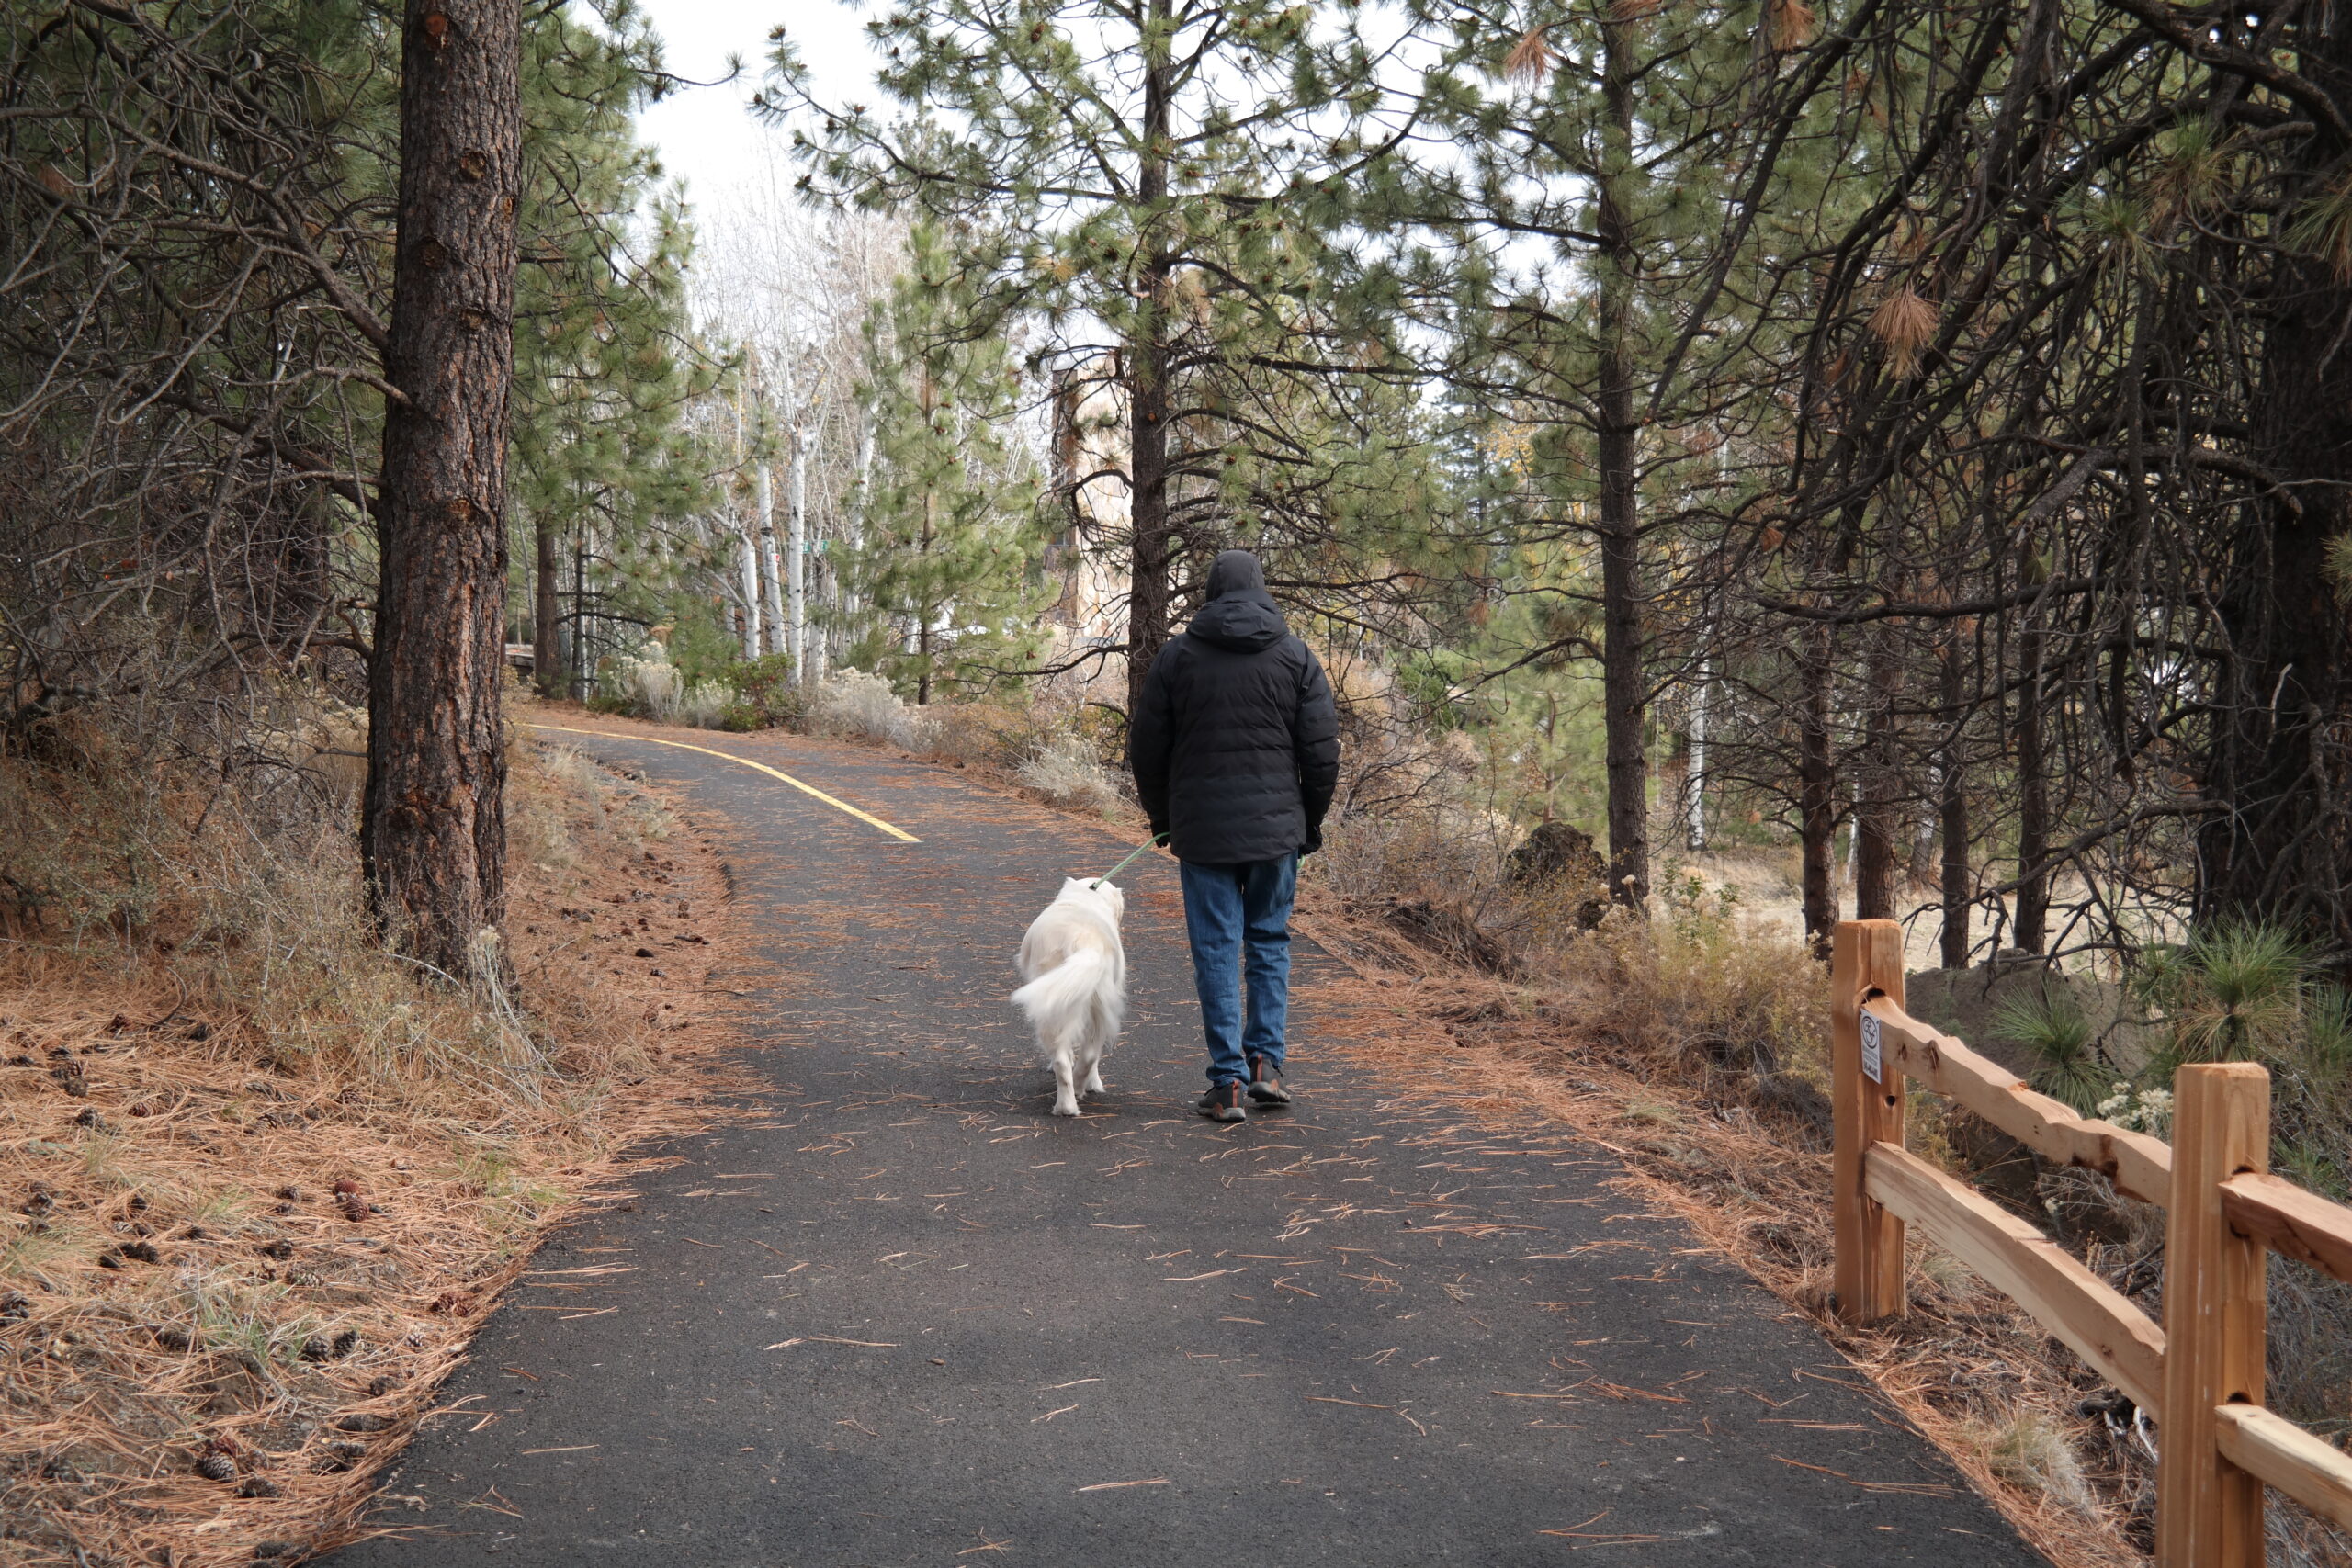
1130 550 1340 1122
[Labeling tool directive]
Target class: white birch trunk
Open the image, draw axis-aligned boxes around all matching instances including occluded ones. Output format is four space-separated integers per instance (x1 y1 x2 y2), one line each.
755 457 786 660
788 423 808 684
737 532 763 658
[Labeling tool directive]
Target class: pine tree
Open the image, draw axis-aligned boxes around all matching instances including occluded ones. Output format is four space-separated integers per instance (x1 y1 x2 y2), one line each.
509 7 721 699
765 0 1385 711
1340 0 1860 910
365 0 523 978
848 222 1046 703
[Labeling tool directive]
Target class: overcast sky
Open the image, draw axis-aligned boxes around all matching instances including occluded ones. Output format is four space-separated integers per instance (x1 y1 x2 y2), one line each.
630 0 882 214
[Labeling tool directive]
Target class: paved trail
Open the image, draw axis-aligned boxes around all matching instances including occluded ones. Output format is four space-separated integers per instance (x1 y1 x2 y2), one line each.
328 723 2043 1567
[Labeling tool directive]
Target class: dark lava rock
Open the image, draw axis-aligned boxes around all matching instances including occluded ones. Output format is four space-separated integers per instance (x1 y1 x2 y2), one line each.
1505 820 1611 929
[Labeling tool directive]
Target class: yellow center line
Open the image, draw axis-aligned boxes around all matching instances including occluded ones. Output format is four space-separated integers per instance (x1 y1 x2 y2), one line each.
523 722 922 843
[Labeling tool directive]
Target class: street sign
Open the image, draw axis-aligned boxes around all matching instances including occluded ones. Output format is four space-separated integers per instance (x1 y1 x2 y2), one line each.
1860 1008 1883 1084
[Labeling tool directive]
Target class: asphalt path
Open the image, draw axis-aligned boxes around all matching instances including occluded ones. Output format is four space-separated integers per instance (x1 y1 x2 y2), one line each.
326 721 2045 1567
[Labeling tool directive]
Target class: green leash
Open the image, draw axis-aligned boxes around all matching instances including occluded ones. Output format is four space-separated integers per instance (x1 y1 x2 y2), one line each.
1091 831 1169 888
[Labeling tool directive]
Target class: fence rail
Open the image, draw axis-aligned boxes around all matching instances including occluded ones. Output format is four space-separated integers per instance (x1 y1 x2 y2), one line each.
1827 919 2352 1565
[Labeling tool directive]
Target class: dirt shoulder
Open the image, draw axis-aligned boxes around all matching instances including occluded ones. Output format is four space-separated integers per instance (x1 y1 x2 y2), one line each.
0 732 762 1568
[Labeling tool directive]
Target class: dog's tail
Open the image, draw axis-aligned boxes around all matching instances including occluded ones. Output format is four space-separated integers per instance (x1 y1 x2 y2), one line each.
1011 946 1114 1035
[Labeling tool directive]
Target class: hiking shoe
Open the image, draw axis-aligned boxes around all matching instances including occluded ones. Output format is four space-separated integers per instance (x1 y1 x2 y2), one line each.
1196 1082 1248 1123
1246 1055 1292 1106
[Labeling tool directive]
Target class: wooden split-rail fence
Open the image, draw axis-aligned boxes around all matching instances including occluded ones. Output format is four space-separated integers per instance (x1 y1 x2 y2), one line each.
1828 919 2352 1566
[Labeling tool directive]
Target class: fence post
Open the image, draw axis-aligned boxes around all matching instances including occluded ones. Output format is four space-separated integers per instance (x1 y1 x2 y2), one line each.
1831 919 1907 1324
2157 1061 2270 1568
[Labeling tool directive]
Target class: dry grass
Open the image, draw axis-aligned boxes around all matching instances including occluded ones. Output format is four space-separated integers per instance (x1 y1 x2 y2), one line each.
0 698 756 1567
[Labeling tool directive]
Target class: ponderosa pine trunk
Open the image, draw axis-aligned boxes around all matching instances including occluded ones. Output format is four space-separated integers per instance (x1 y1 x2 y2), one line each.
2013 620 2049 953
1124 0 1175 718
1595 15 1647 911
362 0 521 981
1854 632 1900 920
1798 623 1838 955
2197 28 2352 953
532 510 560 698
1939 630 1971 968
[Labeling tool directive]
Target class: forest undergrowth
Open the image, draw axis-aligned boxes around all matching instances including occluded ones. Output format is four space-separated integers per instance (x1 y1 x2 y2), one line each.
0 688 753 1568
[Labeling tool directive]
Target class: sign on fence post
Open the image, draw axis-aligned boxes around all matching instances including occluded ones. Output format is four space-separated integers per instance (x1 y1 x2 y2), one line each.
1860 1008 1882 1084
1830 919 1907 1324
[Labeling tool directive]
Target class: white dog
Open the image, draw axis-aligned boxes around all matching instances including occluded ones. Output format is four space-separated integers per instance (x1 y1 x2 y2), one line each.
1011 877 1127 1117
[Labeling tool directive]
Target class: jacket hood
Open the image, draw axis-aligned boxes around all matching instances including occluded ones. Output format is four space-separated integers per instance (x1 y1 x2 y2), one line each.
1188 550 1288 652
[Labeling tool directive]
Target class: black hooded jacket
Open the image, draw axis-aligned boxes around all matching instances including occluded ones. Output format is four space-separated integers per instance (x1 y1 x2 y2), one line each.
1129 550 1340 864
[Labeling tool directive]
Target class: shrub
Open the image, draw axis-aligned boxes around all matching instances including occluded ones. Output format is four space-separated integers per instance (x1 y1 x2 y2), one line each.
718 652 806 731
1014 734 1125 815
605 652 683 722
678 681 732 729
924 700 1052 769
811 670 933 750
1990 984 2109 1113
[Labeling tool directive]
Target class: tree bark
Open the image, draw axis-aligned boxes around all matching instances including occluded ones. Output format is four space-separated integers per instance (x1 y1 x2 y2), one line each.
1124 0 1175 718
532 509 560 698
1855 632 1900 919
1939 631 1971 969
755 455 785 660
2197 32 2352 953
2014 620 2049 953
1799 623 1838 955
917 363 937 705
1595 15 1647 910
363 0 521 982
783 355 808 681
569 525 588 700
1685 649 1710 852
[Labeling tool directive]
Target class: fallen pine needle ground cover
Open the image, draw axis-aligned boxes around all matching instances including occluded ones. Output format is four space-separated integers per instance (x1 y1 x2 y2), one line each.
1 696 758 1568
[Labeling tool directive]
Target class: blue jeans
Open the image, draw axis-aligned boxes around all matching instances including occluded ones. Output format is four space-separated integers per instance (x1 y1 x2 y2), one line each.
1179 854 1297 1088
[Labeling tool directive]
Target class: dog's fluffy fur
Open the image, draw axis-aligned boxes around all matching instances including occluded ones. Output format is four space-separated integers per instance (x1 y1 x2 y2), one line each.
1011 877 1126 1117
